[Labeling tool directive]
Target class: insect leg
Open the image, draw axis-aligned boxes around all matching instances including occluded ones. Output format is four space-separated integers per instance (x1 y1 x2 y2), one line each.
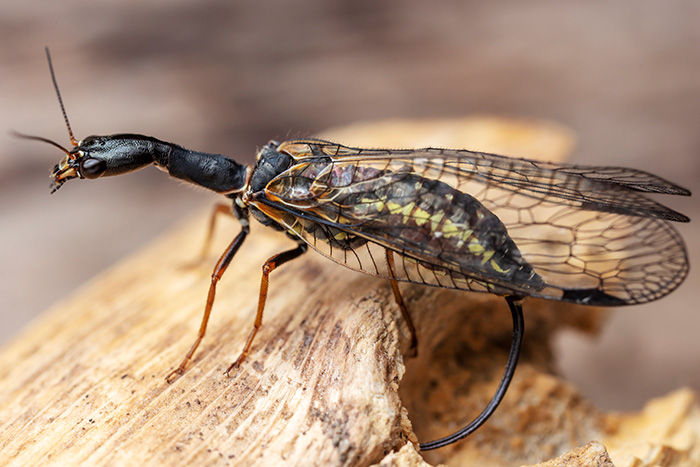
165 224 249 383
197 202 234 260
224 241 309 375
419 296 524 450
385 250 418 355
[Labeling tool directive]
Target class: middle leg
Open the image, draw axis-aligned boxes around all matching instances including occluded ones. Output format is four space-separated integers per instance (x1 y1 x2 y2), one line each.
225 241 309 375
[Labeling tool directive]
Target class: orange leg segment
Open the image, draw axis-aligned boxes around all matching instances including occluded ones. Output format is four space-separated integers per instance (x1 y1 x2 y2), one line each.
224 241 308 375
198 202 235 260
166 225 249 383
385 250 418 355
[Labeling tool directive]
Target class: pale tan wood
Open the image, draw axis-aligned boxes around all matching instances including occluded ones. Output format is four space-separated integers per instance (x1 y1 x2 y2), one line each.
2 117 696 466
523 442 615 467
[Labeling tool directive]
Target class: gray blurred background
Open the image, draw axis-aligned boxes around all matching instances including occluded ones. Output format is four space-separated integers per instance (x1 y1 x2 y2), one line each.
1 1 698 410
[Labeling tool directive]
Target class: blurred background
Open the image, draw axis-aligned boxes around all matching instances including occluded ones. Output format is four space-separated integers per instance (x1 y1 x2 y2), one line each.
1 0 698 411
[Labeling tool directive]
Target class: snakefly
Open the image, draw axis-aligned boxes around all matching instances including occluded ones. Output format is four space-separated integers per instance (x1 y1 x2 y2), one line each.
18 49 690 450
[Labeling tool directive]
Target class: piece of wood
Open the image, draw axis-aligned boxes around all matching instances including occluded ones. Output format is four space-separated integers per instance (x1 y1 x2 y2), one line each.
523 442 615 467
2 117 696 466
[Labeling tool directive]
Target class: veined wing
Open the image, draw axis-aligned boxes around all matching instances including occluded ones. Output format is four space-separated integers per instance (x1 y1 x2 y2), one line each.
251 141 690 305
277 140 690 222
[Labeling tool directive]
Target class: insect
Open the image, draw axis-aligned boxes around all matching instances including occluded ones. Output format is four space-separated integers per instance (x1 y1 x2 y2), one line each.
19 49 690 450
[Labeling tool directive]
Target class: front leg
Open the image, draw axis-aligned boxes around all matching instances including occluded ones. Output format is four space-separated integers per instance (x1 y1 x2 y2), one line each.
198 202 236 261
180 202 235 271
166 204 250 383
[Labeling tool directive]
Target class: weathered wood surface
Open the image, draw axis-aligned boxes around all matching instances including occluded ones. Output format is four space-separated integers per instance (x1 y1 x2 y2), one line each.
1 118 697 466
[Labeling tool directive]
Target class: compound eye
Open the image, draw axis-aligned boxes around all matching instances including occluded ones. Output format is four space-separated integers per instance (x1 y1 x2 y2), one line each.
80 158 107 179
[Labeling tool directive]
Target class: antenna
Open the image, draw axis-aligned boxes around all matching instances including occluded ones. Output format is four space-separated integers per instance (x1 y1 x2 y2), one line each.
45 47 77 146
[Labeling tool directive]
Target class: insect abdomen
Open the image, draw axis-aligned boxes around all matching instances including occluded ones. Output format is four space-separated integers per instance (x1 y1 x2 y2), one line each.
339 173 543 289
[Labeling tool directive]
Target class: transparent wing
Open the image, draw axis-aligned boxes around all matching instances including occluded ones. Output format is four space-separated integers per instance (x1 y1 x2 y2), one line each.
277 140 690 221
252 140 690 306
